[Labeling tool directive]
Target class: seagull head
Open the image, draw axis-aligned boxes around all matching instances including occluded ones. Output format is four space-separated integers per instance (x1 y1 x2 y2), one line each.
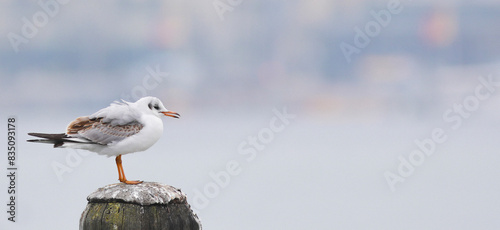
137 96 180 119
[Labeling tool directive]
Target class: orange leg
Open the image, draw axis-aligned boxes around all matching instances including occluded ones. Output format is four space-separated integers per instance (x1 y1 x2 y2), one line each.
115 155 124 181
115 155 142 185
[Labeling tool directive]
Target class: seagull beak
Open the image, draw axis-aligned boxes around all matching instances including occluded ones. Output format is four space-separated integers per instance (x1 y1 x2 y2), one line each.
161 111 180 119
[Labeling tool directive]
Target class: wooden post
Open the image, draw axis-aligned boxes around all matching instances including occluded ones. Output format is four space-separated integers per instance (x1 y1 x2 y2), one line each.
80 182 202 230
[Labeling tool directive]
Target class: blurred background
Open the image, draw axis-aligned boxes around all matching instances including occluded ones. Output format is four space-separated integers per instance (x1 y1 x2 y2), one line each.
2 0 500 229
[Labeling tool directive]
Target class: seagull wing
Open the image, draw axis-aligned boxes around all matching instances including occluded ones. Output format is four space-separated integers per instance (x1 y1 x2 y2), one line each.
66 116 143 145
89 99 140 125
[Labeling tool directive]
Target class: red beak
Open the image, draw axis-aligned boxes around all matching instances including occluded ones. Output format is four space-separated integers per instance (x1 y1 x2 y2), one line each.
161 111 180 119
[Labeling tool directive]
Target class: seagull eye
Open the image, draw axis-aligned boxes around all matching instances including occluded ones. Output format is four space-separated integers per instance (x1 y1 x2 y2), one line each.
154 105 160 110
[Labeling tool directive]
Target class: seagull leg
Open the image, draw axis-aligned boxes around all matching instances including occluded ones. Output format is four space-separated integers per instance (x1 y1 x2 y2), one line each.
115 155 124 182
115 155 143 185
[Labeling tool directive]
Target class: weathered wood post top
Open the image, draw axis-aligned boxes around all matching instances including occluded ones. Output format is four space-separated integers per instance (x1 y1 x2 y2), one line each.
80 182 202 230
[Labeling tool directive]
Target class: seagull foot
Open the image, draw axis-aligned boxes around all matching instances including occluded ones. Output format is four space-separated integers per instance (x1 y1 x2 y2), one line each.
122 180 143 185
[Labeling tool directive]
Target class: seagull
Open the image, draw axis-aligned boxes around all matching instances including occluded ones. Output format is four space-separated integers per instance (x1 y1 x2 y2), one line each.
27 96 180 184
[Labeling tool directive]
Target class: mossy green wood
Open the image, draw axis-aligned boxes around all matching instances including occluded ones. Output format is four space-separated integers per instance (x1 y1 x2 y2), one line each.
80 182 201 230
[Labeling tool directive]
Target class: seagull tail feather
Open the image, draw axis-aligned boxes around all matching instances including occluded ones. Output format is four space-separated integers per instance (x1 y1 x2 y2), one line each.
27 132 79 148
